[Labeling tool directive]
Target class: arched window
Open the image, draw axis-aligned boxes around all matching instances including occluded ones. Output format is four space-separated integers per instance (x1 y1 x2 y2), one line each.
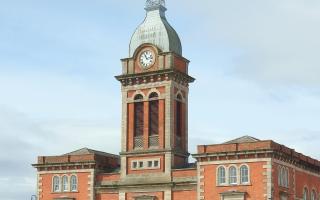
52 176 60 192
70 175 78 192
148 92 159 147
281 167 286 186
303 188 308 200
134 94 143 101
278 166 289 188
217 166 226 185
311 190 316 200
149 92 158 99
149 93 159 136
62 175 68 192
240 165 249 184
229 166 237 185
284 168 289 187
175 94 183 148
134 95 144 138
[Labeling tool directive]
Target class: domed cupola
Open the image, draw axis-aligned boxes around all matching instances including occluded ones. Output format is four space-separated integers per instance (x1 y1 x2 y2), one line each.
129 0 182 57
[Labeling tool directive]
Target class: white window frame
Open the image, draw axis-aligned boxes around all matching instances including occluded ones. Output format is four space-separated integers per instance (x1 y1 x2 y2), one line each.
52 175 61 192
303 187 308 200
239 164 250 184
311 189 316 200
216 165 226 186
62 175 69 192
228 165 238 185
131 158 161 170
70 175 78 192
278 165 289 188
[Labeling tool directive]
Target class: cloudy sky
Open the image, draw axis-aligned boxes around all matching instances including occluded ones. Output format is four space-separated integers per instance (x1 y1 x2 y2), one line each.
1 0 320 199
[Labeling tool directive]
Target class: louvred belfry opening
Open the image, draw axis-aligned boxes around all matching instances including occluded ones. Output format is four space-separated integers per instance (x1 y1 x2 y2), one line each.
149 93 159 147
134 95 144 149
175 95 183 149
149 100 159 136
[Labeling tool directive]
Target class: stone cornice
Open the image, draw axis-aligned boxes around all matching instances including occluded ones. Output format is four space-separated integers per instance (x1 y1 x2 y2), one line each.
115 69 195 87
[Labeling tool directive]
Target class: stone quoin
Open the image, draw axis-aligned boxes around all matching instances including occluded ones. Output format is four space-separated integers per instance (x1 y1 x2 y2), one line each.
33 1 320 200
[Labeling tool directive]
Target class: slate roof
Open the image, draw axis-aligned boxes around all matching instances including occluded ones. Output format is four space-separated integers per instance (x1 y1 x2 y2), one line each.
129 2 182 57
64 148 119 158
223 135 260 144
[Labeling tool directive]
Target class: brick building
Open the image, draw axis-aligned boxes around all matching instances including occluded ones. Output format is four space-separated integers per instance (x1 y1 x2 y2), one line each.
33 0 320 200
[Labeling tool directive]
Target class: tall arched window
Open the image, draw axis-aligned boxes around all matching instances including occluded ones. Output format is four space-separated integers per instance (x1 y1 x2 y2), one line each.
62 175 68 192
175 94 183 148
284 168 289 187
303 188 308 200
134 94 144 149
229 166 237 185
311 190 316 200
278 166 289 188
217 166 226 185
281 167 286 186
149 92 159 147
70 175 78 192
278 166 282 186
52 176 60 192
240 165 249 184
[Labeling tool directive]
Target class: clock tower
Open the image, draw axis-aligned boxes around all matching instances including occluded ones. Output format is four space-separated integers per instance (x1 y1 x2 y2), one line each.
116 0 195 193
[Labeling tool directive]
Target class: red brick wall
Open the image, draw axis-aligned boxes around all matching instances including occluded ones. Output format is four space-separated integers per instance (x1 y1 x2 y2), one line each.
172 168 197 177
39 172 90 200
96 173 120 182
97 193 119 200
294 169 320 199
201 161 266 200
173 55 187 73
272 162 295 200
172 190 196 200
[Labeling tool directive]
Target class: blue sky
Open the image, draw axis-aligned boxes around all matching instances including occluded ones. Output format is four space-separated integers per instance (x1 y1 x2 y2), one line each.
1 0 320 199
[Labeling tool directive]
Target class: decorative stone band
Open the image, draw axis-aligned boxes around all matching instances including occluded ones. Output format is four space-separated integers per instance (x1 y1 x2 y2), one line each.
119 148 190 157
32 162 96 171
115 69 195 87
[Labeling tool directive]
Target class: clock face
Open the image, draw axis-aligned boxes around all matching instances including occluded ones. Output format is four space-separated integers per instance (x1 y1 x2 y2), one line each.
139 50 154 69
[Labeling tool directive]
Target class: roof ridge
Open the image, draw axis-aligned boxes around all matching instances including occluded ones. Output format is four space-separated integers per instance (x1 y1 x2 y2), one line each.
63 147 119 158
224 135 260 144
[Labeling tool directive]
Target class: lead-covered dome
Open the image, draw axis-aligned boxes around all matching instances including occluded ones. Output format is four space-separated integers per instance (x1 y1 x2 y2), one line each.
129 0 182 57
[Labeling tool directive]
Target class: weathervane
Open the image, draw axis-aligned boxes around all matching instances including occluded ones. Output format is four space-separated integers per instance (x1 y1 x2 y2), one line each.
145 0 166 11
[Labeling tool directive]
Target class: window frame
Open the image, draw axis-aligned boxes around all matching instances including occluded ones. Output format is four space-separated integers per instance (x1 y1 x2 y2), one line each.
228 166 238 185
217 166 226 186
311 189 316 200
239 164 250 184
62 175 69 192
70 175 78 192
303 187 308 200
52 175 61 192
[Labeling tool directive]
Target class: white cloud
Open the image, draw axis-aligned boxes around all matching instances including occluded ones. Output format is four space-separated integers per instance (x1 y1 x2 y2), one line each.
172 0 320 87
1 1 320 199
0 106 120 199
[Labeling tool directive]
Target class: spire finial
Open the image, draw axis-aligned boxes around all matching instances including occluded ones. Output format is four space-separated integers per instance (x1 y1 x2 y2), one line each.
145 0 166 11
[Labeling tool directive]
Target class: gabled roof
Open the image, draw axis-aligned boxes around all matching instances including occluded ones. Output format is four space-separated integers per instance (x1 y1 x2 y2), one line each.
64 148 119 158
223 135 260 144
